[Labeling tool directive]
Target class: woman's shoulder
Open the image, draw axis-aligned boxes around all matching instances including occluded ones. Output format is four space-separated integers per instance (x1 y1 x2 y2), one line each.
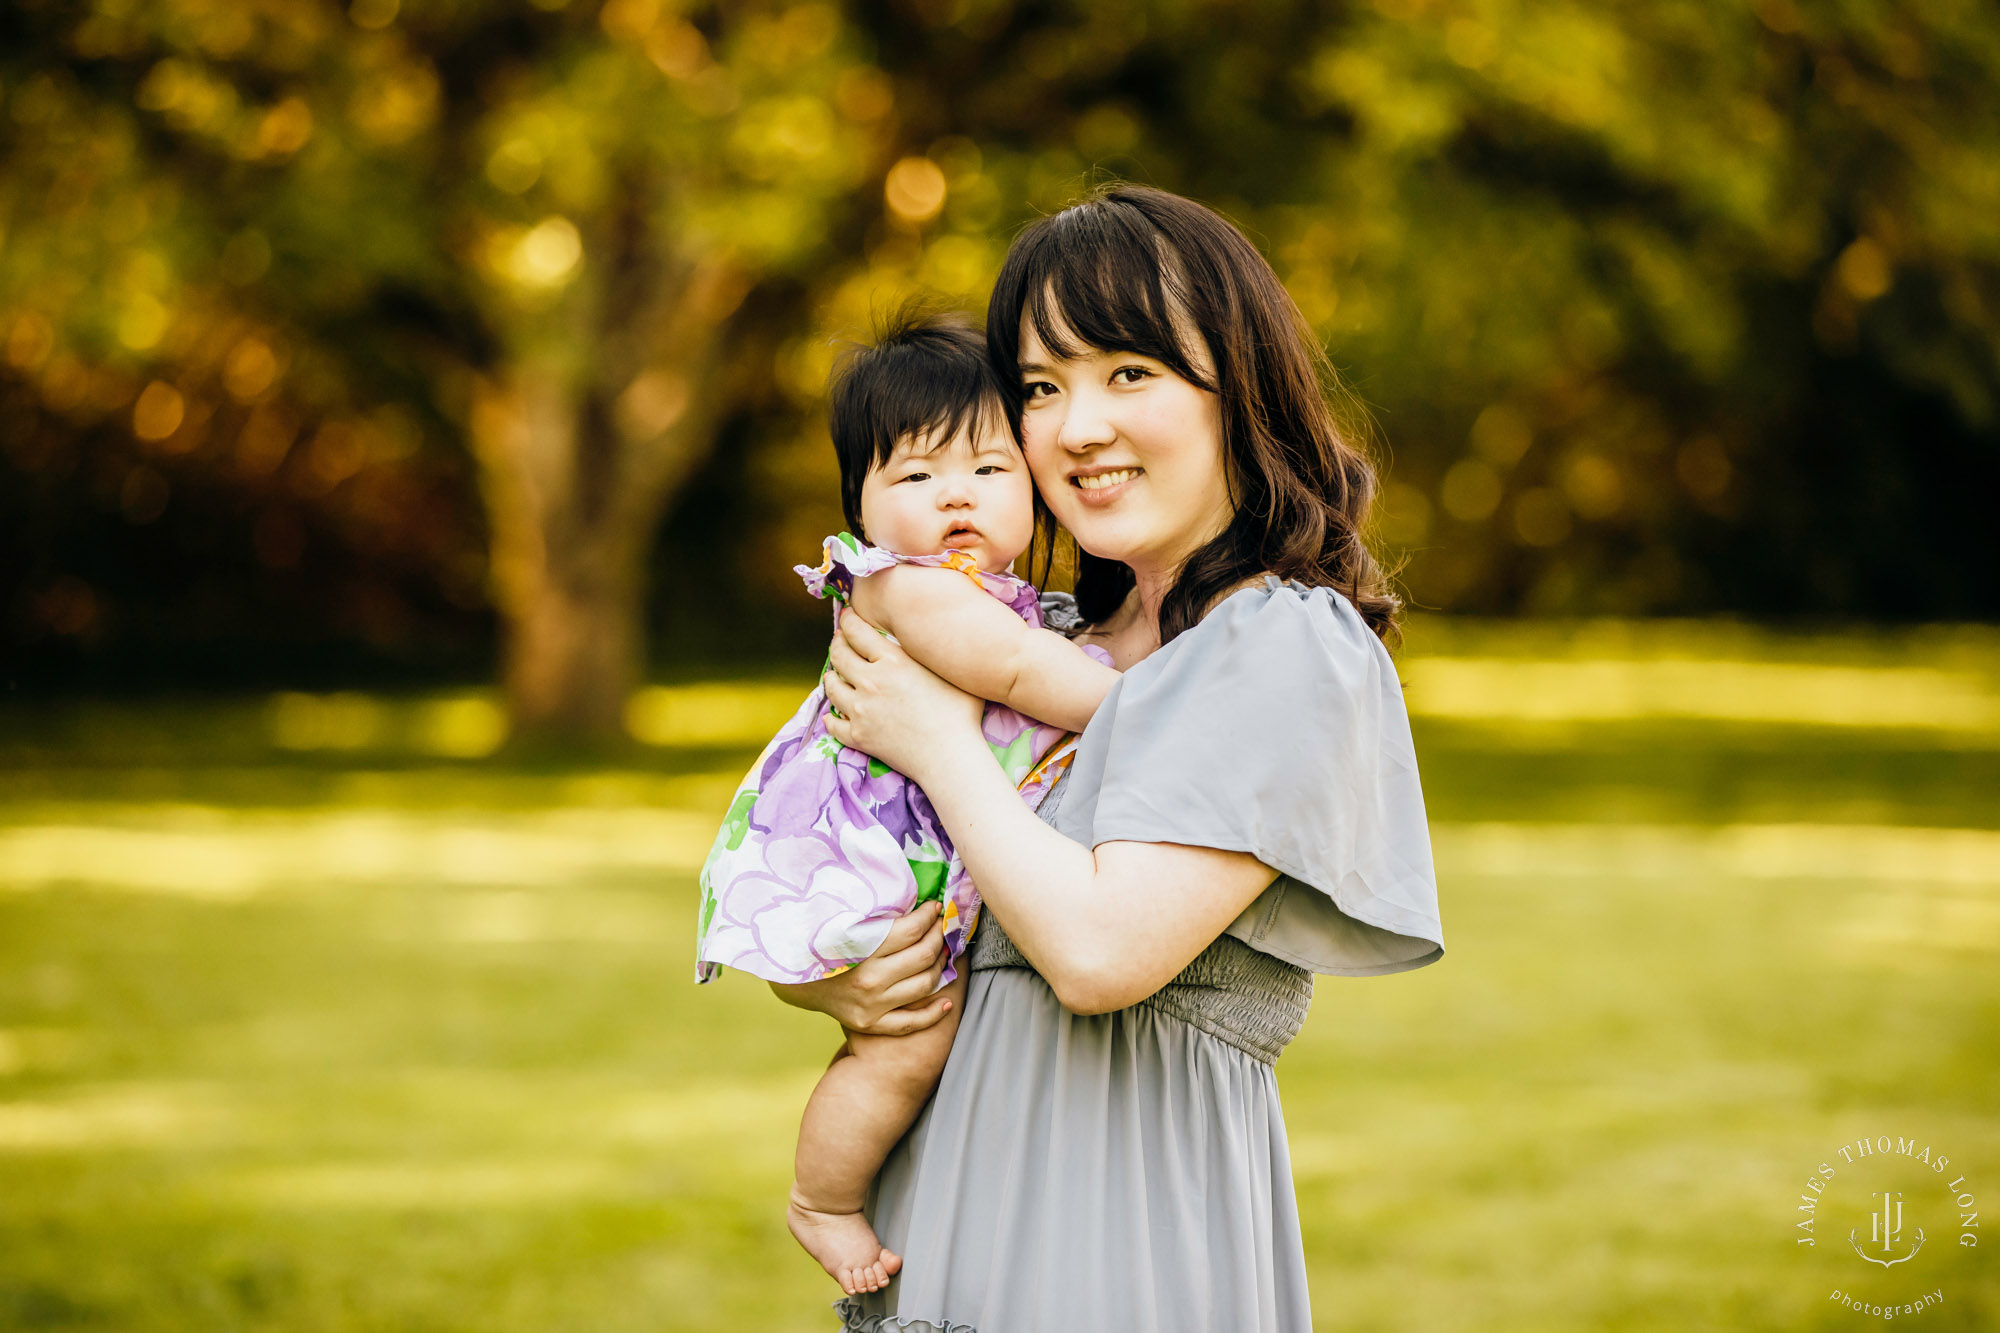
1082 575 1403 771
1160 573 1389 683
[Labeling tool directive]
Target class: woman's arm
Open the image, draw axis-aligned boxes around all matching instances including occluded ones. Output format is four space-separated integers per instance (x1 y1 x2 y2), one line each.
767 900 958 1035
823 610 1276 1014
850 565 1119 733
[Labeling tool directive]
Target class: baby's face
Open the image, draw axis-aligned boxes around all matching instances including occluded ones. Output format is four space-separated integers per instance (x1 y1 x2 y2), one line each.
857 417 1035 573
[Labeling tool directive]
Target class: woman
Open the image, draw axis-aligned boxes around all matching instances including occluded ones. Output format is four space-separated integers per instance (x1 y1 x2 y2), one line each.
777 185 1444 1331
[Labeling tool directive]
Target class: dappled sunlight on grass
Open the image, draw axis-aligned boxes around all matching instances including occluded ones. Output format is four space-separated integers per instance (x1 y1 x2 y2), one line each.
1400 618 2000 736
215 1070 816 1212
1404 659 2000 732
226 1158 641 1210
0 1027 89 1077
268 692 513 759
1437 822 2000 956
0 805 722 898
2 624 1997 1329
0 1082 236 1152
625 681 815 748
1434 821 2000 887
1280 847 1998 1329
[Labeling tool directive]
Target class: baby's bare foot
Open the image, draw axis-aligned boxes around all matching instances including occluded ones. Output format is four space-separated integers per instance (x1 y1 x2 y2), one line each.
787 1188 903 1296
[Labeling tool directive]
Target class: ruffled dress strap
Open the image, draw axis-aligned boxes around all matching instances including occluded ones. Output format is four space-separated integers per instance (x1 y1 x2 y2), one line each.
796 532 903 605
795 533 1042 624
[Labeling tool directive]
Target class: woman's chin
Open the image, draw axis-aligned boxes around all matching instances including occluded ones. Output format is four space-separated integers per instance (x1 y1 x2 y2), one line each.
1056 511 1147 565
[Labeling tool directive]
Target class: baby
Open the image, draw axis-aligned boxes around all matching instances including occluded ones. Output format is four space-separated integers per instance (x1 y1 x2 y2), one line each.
694 309 1120 1295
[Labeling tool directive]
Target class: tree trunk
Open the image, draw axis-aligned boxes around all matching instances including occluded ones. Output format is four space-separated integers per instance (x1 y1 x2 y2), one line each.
466 189 750 745
496 528 644 741
470 356 711 745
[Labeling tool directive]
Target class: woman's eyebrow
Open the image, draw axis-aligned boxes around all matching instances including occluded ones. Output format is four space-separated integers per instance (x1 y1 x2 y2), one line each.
1017 360 1054 374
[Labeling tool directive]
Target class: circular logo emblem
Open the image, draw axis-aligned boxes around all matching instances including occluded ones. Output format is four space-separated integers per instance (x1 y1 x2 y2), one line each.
1794 1134 1981 1319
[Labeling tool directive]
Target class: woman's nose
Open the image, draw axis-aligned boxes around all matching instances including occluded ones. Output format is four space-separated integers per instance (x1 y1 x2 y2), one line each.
1054 390 1115 452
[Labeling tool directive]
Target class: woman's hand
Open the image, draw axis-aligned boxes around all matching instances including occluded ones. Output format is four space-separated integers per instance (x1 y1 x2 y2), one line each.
768 900 958 1035
822 607 985 784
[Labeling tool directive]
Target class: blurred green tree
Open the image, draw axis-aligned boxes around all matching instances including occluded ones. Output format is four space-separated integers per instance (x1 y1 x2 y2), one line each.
6 0 1998 732
2 0 889 737
852 0 2000 616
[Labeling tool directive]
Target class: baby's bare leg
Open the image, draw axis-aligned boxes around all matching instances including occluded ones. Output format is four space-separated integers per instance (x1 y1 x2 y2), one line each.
787 972 966 1296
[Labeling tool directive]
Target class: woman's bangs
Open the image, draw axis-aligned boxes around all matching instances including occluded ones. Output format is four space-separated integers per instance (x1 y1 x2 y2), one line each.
1018 211 1207 385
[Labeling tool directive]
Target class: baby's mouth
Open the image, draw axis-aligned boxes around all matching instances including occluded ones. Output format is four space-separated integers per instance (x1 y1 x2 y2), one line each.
942 523 981 547
1073 468 1142 491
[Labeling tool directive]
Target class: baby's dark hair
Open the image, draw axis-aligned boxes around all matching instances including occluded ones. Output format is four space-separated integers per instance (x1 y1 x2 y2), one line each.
828 304 1008 539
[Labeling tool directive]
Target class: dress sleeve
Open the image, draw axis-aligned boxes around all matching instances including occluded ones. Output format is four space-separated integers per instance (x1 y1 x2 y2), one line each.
795 532 899 603
1053 578 1443 977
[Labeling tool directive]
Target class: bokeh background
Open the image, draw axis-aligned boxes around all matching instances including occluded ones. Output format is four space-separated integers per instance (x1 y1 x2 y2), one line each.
2 1 1997 1329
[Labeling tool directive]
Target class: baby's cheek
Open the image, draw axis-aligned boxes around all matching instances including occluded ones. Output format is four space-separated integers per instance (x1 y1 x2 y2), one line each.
997 472 1036 520
990 475 1039 553
857 488 921 552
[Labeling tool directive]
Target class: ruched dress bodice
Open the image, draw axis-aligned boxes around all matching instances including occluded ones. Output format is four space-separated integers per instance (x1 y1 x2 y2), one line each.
965 774 1314 1066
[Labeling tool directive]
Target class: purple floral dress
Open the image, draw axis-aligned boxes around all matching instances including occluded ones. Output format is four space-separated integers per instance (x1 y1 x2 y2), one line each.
695 533 1108 988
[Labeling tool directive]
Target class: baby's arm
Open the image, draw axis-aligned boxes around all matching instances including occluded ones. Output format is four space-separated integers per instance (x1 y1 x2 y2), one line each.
850 566 1118 732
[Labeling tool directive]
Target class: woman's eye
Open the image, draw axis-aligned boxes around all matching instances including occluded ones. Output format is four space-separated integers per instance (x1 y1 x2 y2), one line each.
1022 381 1056 400
1111 365 1152 385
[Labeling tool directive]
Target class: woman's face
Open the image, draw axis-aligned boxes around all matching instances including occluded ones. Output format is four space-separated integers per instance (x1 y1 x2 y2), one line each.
1016 315 1232 581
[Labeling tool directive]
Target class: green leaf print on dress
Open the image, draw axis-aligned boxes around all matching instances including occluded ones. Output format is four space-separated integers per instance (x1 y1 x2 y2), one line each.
908 854 948 906
719 788 759 851
987 728 1041 785
697 787 760 942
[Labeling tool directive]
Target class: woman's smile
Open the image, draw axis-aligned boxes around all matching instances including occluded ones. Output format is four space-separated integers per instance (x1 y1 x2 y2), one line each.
1070 465 1144 502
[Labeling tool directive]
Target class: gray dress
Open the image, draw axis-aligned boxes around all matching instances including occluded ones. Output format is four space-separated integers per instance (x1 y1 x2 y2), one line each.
835 577 1445 1332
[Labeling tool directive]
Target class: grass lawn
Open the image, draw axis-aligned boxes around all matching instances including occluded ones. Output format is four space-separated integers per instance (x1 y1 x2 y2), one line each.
2 622 1997 1330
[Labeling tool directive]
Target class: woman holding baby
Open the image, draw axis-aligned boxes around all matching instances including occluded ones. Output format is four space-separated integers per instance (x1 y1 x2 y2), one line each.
779 184 1444 1331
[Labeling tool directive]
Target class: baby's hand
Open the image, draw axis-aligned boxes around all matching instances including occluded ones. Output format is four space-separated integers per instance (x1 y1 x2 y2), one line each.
824 607 986 787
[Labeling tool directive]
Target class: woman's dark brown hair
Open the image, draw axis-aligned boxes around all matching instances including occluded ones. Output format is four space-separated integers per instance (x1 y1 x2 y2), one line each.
987 184 1400 647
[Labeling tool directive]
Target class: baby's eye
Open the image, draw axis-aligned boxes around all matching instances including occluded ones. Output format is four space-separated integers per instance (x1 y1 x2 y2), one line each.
900 472 930 484
975 464 1006 475
1111 365 1153 385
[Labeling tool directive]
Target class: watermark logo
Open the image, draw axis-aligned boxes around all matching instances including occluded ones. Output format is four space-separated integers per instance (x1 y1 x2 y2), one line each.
1827 1288 1942 1320
1794 1134 1978 1318
1853 1190 1923 1267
